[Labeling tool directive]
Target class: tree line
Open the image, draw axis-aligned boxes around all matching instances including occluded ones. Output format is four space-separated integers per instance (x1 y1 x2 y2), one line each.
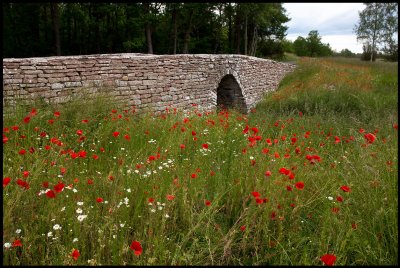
3 3 290 59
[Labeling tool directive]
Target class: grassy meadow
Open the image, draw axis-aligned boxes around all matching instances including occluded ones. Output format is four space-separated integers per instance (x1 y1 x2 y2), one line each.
2 57 398 265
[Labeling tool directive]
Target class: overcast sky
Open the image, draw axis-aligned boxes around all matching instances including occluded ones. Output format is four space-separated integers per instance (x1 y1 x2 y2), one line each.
283 3 365 53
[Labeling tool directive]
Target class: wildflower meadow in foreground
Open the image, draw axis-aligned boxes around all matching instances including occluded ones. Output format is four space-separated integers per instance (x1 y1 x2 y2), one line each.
2 58 398 265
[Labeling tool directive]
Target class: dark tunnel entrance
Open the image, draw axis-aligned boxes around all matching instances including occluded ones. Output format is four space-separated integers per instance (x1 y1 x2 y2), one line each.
216 74 247 113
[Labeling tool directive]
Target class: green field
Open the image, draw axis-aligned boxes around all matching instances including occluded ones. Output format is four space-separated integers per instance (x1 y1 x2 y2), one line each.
3 57 398 265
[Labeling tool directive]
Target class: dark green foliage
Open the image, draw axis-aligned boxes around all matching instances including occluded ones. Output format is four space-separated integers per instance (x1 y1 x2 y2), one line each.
3 3 291 59
293 30 333 57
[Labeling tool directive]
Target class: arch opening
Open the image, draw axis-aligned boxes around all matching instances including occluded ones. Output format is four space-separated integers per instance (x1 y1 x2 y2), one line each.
216 74 247 113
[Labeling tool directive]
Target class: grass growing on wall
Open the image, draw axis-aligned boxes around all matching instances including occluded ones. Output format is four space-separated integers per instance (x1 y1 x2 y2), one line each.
2 57 397 265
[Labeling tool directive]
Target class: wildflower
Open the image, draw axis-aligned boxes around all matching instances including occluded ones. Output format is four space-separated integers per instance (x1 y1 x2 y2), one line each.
124 134 131 141
54 111 60 117
53 224 61 230
295 181 305 190
320 254 336 266
54 182 65 193
12 239 22 247
202 143 209 149
364 133 376 144
76 208 83 214
265 170 271 177
16 229 22 234
46 190 56 198
251 191 260 198
16 179 30 190
166 195 175 201
4 242 11 249
96 197 104 203
240 225 246 231
73 238 79 243
18 149 27 155
327 196 333 201
205 200 211 206
113 131 120 137
23 116 31 124
331 207 340 214
47 231 53 237
22 171 30 178
71 249 80 261
191 173 197 179
3 177 11 187
77 215 87 222
340 185 351 192
76 129 83 136
130 240 143 256
336 196 343 202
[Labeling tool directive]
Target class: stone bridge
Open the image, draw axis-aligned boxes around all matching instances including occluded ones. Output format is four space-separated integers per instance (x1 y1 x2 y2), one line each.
3 53 295 113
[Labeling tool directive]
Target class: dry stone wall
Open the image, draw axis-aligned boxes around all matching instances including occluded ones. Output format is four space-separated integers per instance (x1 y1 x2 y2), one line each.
3 53 295 113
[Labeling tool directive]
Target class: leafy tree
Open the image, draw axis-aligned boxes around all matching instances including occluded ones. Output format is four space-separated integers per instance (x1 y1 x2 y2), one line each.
293 31 333 57
338 48 356 58
354 3 398 62
293 36 308 56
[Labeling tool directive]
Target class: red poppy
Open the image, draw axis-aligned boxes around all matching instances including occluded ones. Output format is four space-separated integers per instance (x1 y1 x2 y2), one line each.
351 223 358 230
295 181 304 190
42 181 49 188
202 143 209 149
71 249 80 261
265 170 271 177
251 191 260 198
96 197 103 203
11 125 19 131
87 179 94 185
18 149 26 155
336 196 343 202
148 197 155 203
30 108 37 116
130 240 143 256
3 177 11 187
340 185 351 192
54 111 60 117
3 135 9 144
286 185 293 191
16 179 30 190
255 198 263 204
23 116 31 124
364 133 376 144
81 119 89 123
191 173 197 179
54 182 65 193
12 239 22 247
180 144 185 149
76 129 83 136
320 254 336 266
113 131 120 137
240 225 246 231
92 154 99 160
124 134 130 141
331 207 340 214
166 195 175 201
46 190 56 198
205 200 211 206
279 167 290 175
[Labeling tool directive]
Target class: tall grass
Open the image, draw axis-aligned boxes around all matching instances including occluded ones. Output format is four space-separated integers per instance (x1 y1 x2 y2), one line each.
2 57 398 265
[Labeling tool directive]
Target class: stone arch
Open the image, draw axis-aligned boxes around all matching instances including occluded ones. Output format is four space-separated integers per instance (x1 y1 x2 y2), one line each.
216 74 247 113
